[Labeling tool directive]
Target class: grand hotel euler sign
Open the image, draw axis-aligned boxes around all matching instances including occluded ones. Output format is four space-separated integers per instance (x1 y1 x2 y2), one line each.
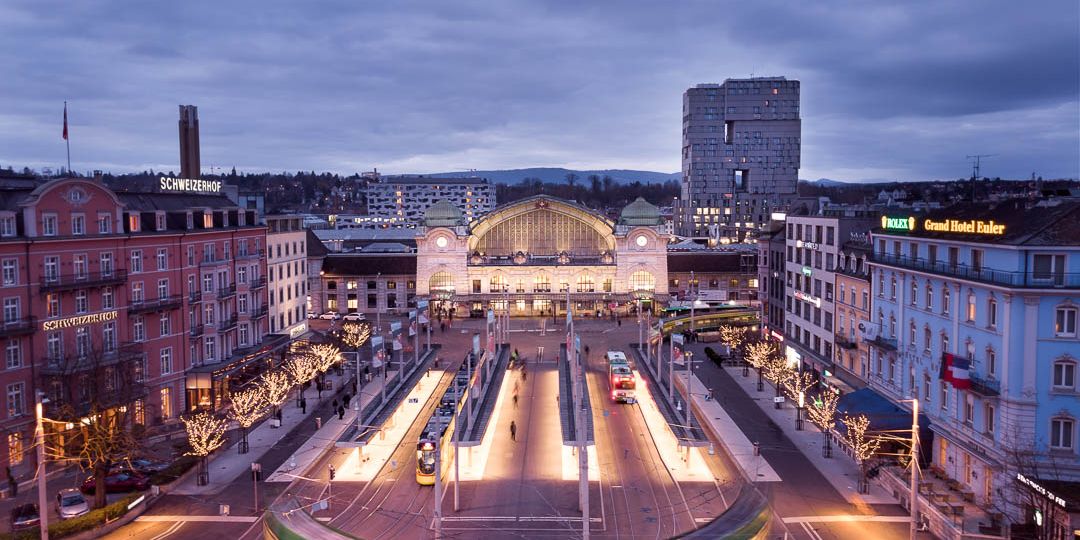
881 215 1006 235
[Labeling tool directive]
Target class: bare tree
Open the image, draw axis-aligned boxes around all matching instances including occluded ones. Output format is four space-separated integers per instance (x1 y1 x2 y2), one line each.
41 344 146 508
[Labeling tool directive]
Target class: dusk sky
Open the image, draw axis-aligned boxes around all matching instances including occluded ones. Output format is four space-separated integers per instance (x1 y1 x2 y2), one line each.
1 0 1077 182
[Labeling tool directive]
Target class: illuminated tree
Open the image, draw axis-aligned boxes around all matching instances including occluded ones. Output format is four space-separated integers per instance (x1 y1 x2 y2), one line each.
842 414 882 493
762 356 791 408
310 343 341 374
807 390 840 458
183 411 228 485
228 386 267 454
745 341 776 391
284 354 320 406
260 369 292 416
718 325 746 354
338 322 372 349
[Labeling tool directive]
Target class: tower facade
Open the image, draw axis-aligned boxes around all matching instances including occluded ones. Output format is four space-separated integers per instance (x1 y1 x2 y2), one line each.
675 78 801 241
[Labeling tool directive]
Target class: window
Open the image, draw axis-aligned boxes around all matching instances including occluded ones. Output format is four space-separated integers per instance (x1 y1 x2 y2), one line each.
925 283 933 311
1033 254 1066 285
1050 418 1074 450
941 333 950 355
987 298 997 328
156 249 168 271
202 274 213 293
237 266 247 284
42 214 57 236
986 348 997 377
103 321 116 352
6 383 24 418
923 375 932 407
187 245 195 266
239 324 249 347
46 332 61 361
76 326 91 357
2 298 17 323
966 292 976 322
942 287 951 315
971 249 983 273
5 341 20 369
203 304 215 325
1053 361 1076 390
128 213 140 232
73 254 87 278
890 275 896 299
923 326 931 352
159 314 171 336
133 316 145 342
98 213 112 234
984 403 995 434
46 293 59 318
0 216 15 237
130 250 143 273
131 282 144 303
964 393 974 425
911 280 918 306
160 387 172 421
160 347 173 375
157 279 168 299
238 294 248 314
100 252 114 276
0 259 14 286
1056 307 1077 337
102 287 114 310
75 290 88 313
940 381 949 411
7 433 22 466
156 213 166 231
72 214 85 235
43 256 59 282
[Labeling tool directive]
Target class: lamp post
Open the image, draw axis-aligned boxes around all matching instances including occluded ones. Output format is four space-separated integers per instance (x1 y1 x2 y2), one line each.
35 392 49 540
907 399 920 539
685 351 694 429
375 272 382 333
796 391 804 430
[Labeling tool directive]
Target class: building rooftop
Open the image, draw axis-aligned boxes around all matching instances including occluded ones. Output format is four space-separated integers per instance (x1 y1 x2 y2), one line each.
321 253 417 276
373 176 490 185
619 197 663 226
667 251 755 273
875 198 1080 246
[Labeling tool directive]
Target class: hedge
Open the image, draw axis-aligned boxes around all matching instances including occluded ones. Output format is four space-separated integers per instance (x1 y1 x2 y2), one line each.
0 493 142 540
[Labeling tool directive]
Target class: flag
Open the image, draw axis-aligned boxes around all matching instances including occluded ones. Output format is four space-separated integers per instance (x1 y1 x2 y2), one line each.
393 334 403 351
941 353 972 389
409 321 417 337
62 102 69 140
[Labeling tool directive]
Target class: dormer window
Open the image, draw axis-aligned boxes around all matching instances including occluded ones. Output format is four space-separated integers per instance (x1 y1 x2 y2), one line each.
156 212 166 231
202 212 213 228
186 212 194 230
0 215 14 237
128 213 140 233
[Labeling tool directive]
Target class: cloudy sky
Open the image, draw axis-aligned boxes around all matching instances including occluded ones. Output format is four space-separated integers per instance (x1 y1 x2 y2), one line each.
1 0 1077 182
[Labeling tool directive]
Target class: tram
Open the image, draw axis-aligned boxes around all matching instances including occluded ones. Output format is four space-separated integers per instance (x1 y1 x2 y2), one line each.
606 350 636 403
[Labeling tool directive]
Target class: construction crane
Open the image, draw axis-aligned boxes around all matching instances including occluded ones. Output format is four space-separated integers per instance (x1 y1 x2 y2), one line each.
965 154 996 201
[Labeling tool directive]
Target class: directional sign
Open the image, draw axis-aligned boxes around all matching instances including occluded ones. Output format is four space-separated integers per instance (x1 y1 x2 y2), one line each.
773 397 785 403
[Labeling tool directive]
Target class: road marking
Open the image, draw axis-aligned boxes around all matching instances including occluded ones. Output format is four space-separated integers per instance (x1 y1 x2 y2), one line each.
440 516 603 523
149 520 185 540
783 515 913 524
801 521 824 540
136 515 260 523
694 517 714 523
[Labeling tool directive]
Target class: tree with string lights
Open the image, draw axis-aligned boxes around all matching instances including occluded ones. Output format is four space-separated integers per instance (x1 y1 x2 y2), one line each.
762 354 791 409
807 390 840 458
260 369 292 418
842 413 882 493
183 411 228 486
783 369 816 429
744 340 776 391
718 325 748 374
228 386 267 454
337 322 372 350
284 354 320 407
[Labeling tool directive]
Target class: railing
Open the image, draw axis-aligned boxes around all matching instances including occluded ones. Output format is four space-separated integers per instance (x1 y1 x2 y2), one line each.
865 335 898 351
190 326 205 339
834 333 858 350
39 270 128 292
969 372 1001 397
219 316 238 332
236 249 265 260
249 277 267 289
253 306 269 318
0 318 35 338
39 343 145 375
128 295 184 314
871 252 1080 289
217 285 237 298
200 255 230 267
468 254 616 267
188 291 202 303
42 385 149 420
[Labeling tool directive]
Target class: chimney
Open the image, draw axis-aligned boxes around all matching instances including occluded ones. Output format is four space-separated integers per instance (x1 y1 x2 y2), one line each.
93 170 103 183
179 105 200 179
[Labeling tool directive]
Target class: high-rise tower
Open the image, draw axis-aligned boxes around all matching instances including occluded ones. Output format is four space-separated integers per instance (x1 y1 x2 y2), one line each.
675 78 800 242
179 105 200 179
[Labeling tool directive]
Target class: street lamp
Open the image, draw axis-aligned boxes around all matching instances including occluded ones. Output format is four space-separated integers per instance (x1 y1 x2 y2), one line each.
796 390 805 431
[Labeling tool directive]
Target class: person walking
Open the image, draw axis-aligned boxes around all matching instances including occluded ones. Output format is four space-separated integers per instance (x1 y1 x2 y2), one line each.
338 405 345 420
513 393 518 409
343 393 351 408
510 421 517 442
332 399 339 413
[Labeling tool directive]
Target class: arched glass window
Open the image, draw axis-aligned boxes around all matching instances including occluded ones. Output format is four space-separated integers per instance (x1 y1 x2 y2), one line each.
576 273 595 293
429 271 454 294
629 271 655 292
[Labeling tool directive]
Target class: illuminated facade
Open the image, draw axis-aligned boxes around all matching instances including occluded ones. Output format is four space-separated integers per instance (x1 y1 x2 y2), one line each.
416 196 669 315
366 176 495 225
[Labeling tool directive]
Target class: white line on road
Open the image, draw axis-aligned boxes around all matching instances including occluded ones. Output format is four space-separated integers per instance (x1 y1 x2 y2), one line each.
136 515 260 523
440 516 604 523
784 515 913 524
148 520 185 540
801 520 824 540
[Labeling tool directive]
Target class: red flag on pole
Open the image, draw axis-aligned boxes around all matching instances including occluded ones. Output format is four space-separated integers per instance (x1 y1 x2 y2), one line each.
62 102 69 140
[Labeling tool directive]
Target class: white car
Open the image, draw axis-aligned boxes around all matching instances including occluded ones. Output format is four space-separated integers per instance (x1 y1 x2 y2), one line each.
319 312 341 320
56 489 89 519
342 313 366 322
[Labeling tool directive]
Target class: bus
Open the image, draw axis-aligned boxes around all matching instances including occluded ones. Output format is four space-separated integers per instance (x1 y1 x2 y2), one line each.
606 351 636 403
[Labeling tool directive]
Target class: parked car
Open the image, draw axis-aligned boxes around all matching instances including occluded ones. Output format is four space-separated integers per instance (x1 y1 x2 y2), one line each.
80 471 150 494
342 312 366 322
10 503 39 530
319 311 341 320
112 458 168 476
56 489 89 519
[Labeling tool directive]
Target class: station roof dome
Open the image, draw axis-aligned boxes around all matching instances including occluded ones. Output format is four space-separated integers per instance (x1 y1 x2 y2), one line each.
424 199 464 227
619 197 662 226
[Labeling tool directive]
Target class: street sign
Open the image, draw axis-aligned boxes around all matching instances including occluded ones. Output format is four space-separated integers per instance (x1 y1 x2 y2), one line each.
773 397 785 403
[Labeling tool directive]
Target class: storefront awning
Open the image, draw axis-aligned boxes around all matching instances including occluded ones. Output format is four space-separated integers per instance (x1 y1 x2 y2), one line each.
836 387 931 438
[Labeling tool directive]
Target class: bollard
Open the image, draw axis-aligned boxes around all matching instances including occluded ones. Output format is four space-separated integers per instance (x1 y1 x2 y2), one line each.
316 417 322 429
753 442 760 456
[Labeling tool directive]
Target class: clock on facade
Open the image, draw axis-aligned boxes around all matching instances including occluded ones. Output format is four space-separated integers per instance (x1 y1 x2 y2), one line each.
435 236 448 248
635 234 648 247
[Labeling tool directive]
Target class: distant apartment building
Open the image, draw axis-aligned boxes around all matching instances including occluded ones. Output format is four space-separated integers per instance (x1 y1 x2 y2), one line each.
366 176 495 225
867 199 1080 533
266 215 308 338
781 214 875 387
675 77 801 242
833 237 872 385
758 221 787 341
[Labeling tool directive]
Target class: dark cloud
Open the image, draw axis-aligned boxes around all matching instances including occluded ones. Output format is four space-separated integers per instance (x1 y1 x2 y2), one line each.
0 0 1076 182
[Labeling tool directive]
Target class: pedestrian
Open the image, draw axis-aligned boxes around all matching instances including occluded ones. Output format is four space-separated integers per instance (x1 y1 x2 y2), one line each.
8 475 16 498
332 399 339 412
513 393 518 408
343 393 350 408
352 379 358 394
338 406 345 420
617 318 622 327
300 397 307 414
440 322 446 333
521 367 527 382
510 421 517 442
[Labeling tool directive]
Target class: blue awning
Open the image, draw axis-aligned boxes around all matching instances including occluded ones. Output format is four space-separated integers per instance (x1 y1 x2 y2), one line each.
835 387 931 436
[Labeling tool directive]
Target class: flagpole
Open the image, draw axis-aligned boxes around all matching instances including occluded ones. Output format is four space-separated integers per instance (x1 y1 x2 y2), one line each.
64 101 71 175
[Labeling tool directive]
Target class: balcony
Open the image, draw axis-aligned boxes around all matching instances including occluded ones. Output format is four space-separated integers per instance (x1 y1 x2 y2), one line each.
871 252 1080 289
253 306 269 318
188 291 202 304
43 385 149 420
236 249 265 260
0 318 36 338
217 285 237 299
128 295 184 315
865 335 898 351
40 270 127 293
218 315 238 332
199 255 230 267
39 343 145 375
834 333 859 350
969 372 1001 397
189 326 204 339
249 277 267 289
